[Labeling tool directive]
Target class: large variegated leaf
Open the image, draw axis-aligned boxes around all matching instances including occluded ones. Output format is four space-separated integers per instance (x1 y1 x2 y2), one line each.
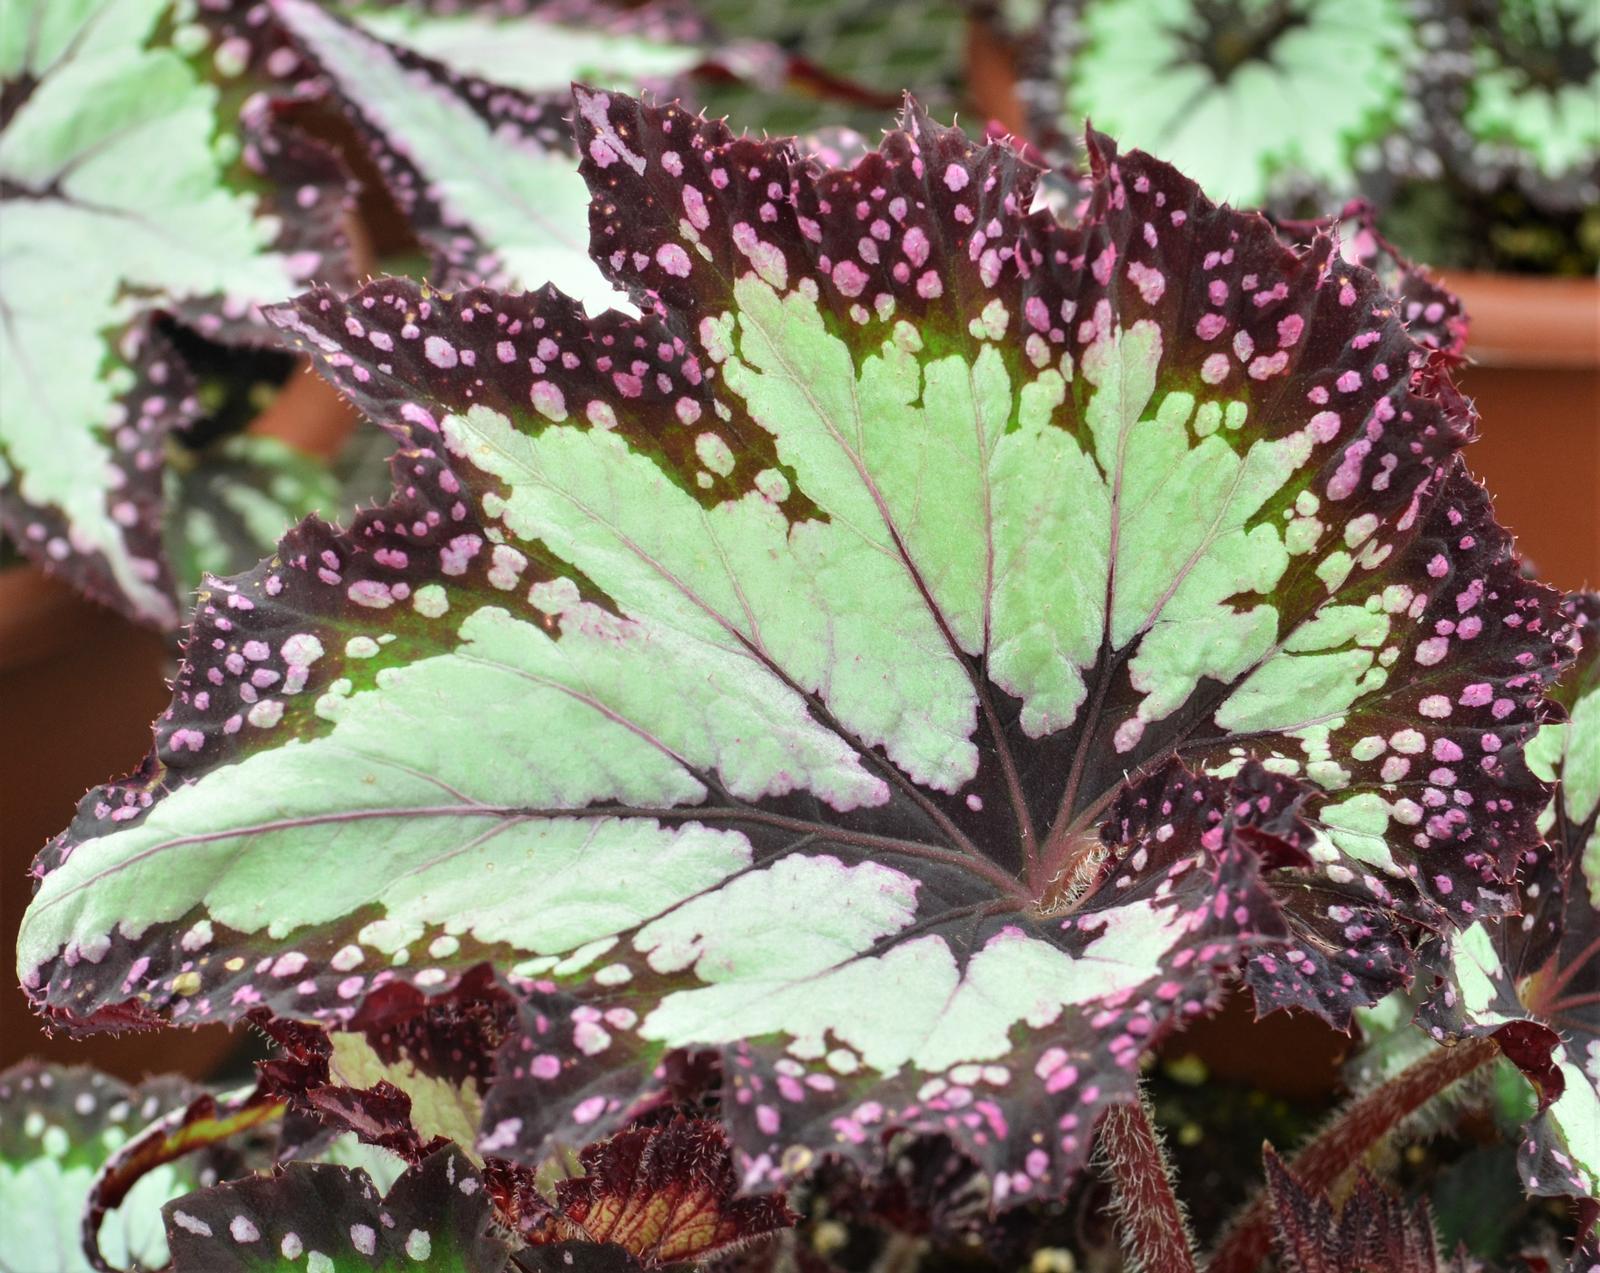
271 0 698 314
18 95 1573 1192
1419 594 1599 1201
350 0 703 96
0 0 351 624
1031 0 1436 207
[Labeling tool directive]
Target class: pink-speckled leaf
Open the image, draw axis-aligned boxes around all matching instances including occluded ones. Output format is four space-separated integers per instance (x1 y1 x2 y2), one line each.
1418 594 1599 1201
18 93 1573 1197
1273 201 1469 380
0 0 353 625
0 1063 230 1271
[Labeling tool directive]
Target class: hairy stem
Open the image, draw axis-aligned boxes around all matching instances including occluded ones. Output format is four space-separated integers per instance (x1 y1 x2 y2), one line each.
1101 1094 1197 1273
1206 1033 1500 1273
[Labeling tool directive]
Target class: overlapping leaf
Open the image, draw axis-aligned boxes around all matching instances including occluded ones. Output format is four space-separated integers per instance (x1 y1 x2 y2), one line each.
0 0 353 624
270 0 701 314
524 1117 795 1264
18 93 1574 1194
163 1144 508 1272
0 1062 232 1273
167 433 345 600
1029 0 1439 207
1418 594 1599 1201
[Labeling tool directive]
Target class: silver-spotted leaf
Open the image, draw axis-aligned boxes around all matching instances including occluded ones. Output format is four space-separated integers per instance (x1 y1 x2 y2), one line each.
18 94 1573 1195
1418 593 1599 1201
1030 0 1440 207
163 1144 509 1272
0 1063 218 1273
0 0 352 624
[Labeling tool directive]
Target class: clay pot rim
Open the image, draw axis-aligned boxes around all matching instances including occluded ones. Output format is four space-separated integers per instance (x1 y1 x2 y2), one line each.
1440 271 1600 371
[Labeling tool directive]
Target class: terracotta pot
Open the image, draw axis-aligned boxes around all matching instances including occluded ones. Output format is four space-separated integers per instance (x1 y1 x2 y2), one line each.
0 567 244 1080
1442 272 1600 593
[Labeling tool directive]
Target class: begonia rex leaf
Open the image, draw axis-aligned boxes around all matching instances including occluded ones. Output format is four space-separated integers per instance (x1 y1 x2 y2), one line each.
1445 0 1600 206
18 93 1573 1196
0 1063 231 1273
1032 0 1437 207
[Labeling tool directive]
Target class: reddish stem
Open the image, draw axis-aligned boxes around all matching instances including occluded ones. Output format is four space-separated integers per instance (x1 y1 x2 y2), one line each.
1206 1033 1499 1273
1535 928 1600 1008
1101 1096 1198 1273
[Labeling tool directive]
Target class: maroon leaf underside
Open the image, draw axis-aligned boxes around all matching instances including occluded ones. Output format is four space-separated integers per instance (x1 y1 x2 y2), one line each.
530 1117 796 1265
163 1145 509 1272
1262 1145 1477 1273
24 94 1576 1196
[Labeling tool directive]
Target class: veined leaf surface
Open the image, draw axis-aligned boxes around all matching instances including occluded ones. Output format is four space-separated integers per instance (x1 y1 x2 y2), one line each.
0 0 351 624
18 93 1572 1191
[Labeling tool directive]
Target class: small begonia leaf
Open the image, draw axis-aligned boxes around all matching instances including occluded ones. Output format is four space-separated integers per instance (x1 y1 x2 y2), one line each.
163 1144 510 1272
1418 594 1598 1201
527 1117 795 1265
81 1081 287 1270
18 95 1573 1196
0 1062 221 1273
1031 0 1438 207
0 0 352 625
1262 1146 1476 1273
271 0 694 313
